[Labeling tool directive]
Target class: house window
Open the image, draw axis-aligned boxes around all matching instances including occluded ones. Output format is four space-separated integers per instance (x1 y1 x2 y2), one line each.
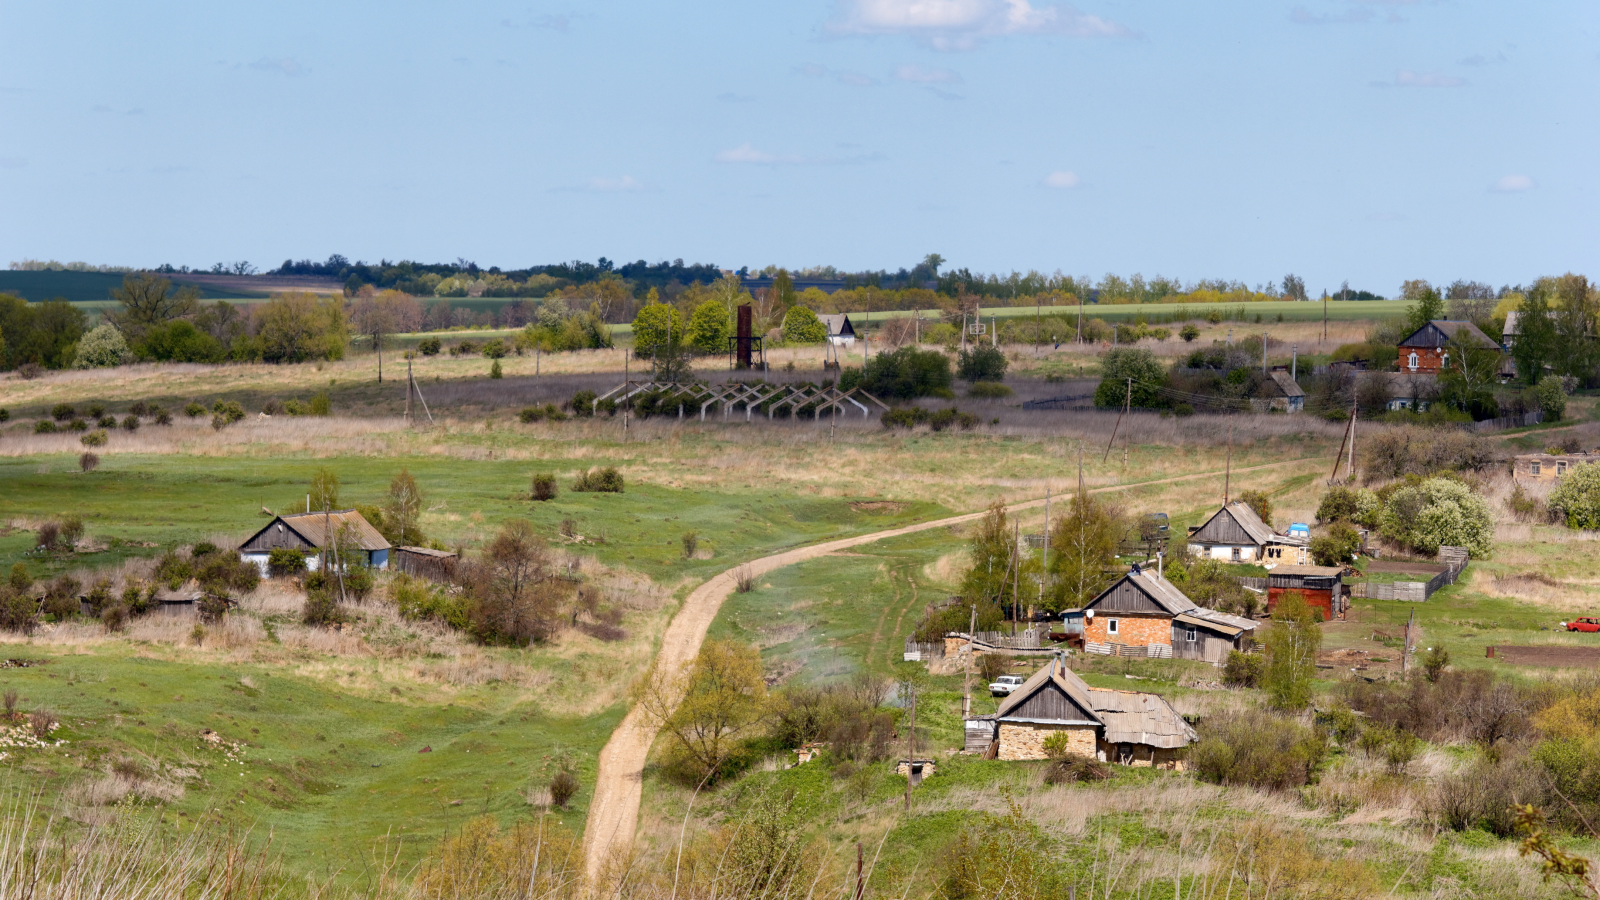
1107 619 1119 635
1532 461 1542 476
1558 461 1568 476
1185 627 1197 642
1231 547 1242 562
1407 352 1419 370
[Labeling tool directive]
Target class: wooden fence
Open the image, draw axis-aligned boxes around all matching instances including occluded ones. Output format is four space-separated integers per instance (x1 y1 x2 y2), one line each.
1351 547 1469 602
903 640 944 662
1467 411 1542 433
1085 642 1173 659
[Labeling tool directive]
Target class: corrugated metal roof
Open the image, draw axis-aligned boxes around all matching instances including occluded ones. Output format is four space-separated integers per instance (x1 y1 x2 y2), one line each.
1187 607 1259 632
397 546 456 558
1086 688 1197 749
1268 564 1343 577
1174 612 1243 637
1399 320 1499 350
276 510 391 551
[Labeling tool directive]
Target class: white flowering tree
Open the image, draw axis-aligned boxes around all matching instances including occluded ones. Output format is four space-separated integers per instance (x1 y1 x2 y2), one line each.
1550 463 1600 530
1379 477 1494 557
72 323 130 368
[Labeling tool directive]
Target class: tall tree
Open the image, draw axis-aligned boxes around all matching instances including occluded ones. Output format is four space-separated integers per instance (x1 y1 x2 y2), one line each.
1281 273 1307 302
960 502 1014 604
106 273 200 343
1512 283 1557 385
1549 273 1599 381
1401 280 1444 334
1263 591 1322 711
309 467 340 512
771 269 797 309
350 289 402 382
1046 491 1123 612
636 640 767 784
384 469 424 546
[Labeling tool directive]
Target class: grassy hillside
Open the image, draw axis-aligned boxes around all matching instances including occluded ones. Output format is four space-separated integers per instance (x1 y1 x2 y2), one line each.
0 270 265 305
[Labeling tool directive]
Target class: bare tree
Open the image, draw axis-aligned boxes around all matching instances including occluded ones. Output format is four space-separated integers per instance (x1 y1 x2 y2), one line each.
105 273 201 342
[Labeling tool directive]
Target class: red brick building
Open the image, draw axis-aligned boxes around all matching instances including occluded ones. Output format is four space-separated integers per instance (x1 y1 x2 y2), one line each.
1079 567 1257 660
1396 320 1500 375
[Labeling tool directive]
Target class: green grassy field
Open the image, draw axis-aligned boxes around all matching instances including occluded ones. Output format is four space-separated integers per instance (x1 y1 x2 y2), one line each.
0 270 265 305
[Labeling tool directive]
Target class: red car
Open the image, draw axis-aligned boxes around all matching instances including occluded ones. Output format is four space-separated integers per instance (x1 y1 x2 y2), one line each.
1567 618 1600 633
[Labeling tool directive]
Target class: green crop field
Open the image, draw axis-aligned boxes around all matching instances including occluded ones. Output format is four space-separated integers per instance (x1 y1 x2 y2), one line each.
0 270 266 305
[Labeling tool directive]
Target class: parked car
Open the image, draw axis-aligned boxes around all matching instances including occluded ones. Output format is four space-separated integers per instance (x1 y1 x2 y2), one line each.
1566 618 1600 633
989 674 1026 696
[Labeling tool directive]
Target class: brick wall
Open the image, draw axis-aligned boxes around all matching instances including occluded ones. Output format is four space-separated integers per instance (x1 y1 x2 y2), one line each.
1398 347 1445 374
997 722 1097 761
1084 614 1171 648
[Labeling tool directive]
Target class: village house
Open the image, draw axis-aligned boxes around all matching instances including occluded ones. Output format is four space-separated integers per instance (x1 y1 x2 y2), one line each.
1186 500 1307 564
1074 565 1258 662
818 313 856 347
238 510 391 575
1264 369 1305 413
965 658 1196 768
1265 564 1347 621
1396 320 1501 375
392 545 458 581
1514 451 1600 485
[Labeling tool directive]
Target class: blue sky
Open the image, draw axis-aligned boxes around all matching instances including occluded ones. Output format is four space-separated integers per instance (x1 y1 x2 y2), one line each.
1 1 1595 295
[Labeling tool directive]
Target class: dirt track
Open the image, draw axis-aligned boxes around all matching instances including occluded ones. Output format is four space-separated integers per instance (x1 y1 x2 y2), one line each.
580 456 1324 883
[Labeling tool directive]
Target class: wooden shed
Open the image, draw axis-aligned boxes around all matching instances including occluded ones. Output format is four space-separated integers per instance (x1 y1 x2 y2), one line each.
238 510 391 575
1266 564 1346 621
393 546 458 581
1170 610 1257 663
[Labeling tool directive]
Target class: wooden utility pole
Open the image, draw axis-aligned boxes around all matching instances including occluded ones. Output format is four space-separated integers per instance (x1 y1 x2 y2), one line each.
963 604 976 719
405 360 413 424
1401 608 1415 676
1347 407 1357 481
1329 407 1354 483
1012 521 1020 636
623 352 630 442
1224 419 1233 503
1103 377 1132 462
903 683 917 812
1042 487 1051 582
854 843 866 900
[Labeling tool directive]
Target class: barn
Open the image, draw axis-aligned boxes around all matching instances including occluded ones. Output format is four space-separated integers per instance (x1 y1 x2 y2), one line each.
966 658 1196 768
393 546 458 580
1266 564 1346 621
238 510 391 575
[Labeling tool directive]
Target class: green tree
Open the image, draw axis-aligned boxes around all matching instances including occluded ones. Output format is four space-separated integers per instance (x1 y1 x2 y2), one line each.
1549 463 1600 530
1237 489 1273 528
1093 348 1166 408
781 306 827 344
770 269 797 310
1536 375 1567 422
637 640 767 784
1378 477 1494 556
383 468 424 546
1046 491 1123 611
255 293 349 363
1550 273 1600 380
956 345 1008 382
960 502 1015 604
135 319 225 363
106 273 200 343
844 346 953 399
686 300 731 355
1401 279 1445 334
630 301 687 357
1309 524 1360 567
1263 591 1322 711
72 323 130 369
0 296 87 370
310 467 340 512
1512 282 1557 385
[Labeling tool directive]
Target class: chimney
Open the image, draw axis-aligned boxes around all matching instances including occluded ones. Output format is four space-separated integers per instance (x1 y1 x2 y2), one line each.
1157 552 1164 580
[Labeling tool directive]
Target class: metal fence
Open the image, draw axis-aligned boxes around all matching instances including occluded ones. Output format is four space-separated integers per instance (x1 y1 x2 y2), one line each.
1351 547 1469 602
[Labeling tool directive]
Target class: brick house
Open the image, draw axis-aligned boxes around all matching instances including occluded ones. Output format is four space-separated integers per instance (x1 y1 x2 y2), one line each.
1396 320 1500 375
966 658 1196 767
1079 567 1257 659
1514 452 1600 485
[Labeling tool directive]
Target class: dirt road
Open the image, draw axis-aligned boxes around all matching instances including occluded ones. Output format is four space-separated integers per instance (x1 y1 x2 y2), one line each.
580 456 1322 883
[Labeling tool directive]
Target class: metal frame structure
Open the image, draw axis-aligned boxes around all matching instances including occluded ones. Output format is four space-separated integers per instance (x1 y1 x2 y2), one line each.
594 381 889 422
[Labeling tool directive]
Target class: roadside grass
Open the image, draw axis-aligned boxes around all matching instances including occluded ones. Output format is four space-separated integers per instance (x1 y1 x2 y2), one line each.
0 644 618 885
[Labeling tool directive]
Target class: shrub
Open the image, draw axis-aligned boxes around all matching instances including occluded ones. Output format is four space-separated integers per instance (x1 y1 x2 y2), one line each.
1549 462 1600 530
28 709 57 741
1536 375 1567 422
482 339 507 359
309 392 332 416
302 588 344 626
418 337 442 356
8 564 30 593
392 574 469 630
1316 486 1379 524
1309 523 1360 567
549 770 579 808
1222 650 1263 688
781 305 828 344
101 604 128 633
66 419 87 432
0 408 7 422
193 553 259 596
96 415 116 429
36 521 60 553
1180 323 1201 342
1093 347 1166 408
681 531 698 559
212 400 246 424
34 420 58 435
86 403 106 418
129 401 149 417
1378 477 1494 556
40 576 79 620
1421 644 1450 682
966 381 1013 399
191 541 219 558
451 340 478 356
154 550 194 589
1237 489 1273 527
283 399 308 416
733 566 756 594
1044 755 1112 785
1427 747 1547 835
1361 426 1498 480
519 406 545 423
50 404 76 421
15 364 42 380
489 360 503 379
956 345 1008 382
121 415 140 432
59 516 84 548
153 407 172 425
571 467 623 493
880 406 979 430
595 397 617 416
1190 709 1328 790
0 589 38 635
184 401 206 417
267 548 307 577
569 390 596 417
531 473 557 502
978 652 1009 683
342 564 375 602
840 346 953 400
80 430 107 447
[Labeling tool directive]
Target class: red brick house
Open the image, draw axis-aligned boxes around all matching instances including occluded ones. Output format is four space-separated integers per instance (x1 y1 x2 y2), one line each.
1396 320 1500 375
1079 567 1257 660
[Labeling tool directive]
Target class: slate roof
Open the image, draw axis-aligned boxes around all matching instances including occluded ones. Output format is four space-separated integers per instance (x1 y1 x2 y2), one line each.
396 546 456 558
242 510 391 552
1502 311 1520 338
1085 687 1197 749
1131 571 1200 614
1267 564 1344 578
993 657 1102 724
1398 320 1500 351
1182 607 1259 633
1190 501 1276 547
1269 370 1305 398
818 314 855 338
1173 612 1247 638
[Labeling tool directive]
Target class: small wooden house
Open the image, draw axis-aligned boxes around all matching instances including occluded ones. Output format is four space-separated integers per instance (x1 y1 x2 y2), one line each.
966 658 1195 768
819 314 856 347
1079 567 1257 660
1266 564 1346 621
238 510 391 575
1266 370 1305 413
393 546 458 581
1171 609 1258 663
1187 500 1306 564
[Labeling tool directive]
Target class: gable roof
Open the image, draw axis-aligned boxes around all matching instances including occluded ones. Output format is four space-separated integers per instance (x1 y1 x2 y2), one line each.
1398 320 1500 351
1266 564 1344 578
994 657 1102 725
1268 370 1305 398
1190 500 1275 547
1502 310 1519 338
241 510 391 553
818 314 855 338
1086 569 1198 616
1179 607 1259 634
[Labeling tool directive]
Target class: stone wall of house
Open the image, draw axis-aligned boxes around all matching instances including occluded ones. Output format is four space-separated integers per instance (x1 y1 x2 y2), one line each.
1084 615 1171 648
997 722 1097 761
1099 739 1186 771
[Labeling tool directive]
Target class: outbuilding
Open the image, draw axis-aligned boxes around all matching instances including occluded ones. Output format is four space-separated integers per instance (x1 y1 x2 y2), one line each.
819 313 856 347
393 546 458 581
1266 564 1346 621
238 510 391 575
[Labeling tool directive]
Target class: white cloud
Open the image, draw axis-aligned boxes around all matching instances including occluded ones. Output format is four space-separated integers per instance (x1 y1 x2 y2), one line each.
716 144 810 165
828 0 1131 50
1043 170 1079 188
894 64 962 84
1373 69 1466 88
248 57 307 77
1491 174 1534 192
587 175 651 192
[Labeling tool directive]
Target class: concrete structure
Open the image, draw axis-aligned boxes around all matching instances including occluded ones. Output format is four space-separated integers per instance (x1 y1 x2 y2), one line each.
966 658 1196 768
1396 320 1500 375
1265 564 1346 621
238 510 391 575
1514 452 1600 485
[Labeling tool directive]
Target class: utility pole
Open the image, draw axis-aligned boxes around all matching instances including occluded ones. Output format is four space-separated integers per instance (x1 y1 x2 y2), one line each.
623 352 630 442
1292 344 1298 381
1348 406 1357 481
963 604 976 719
405 360 413 425
1042 487 1051 584
1012 521 1020 636
1224 418 1233 503
1262 332 1268 377
1103 377 1132 462
1401 608 1415 676
903 681 917 812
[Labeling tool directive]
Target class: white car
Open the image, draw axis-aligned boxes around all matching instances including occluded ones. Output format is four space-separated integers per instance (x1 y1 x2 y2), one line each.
989 675 1026 696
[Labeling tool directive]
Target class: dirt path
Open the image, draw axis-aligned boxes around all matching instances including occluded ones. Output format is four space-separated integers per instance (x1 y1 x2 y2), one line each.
580 455 1324 883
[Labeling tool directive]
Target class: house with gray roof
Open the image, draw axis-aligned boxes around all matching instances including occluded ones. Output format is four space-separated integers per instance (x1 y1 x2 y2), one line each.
238 510 391 575
1187 500 1306 564
1076 566 1257 662
965 657 1196 768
